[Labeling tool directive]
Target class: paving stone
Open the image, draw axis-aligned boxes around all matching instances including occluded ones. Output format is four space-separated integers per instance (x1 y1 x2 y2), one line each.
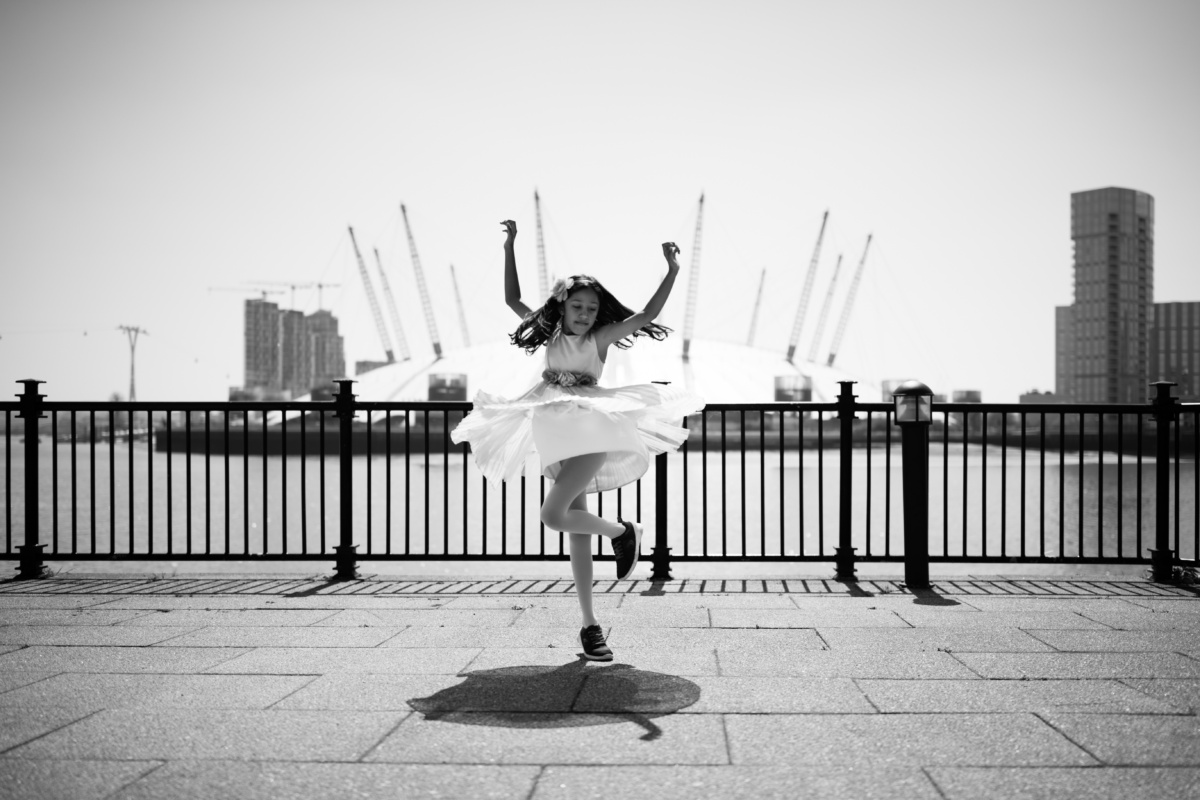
385 626 589 649
711 609 909 628
725 713 1096 766
928 766 1200 800
819 627 1053 652
660 676 874 714
111 761 540 800
0 595 118 609
1076 608 1200 631
948 597 1149 613
1026 629 1200 652
367 710 727 764
441 595 622 609
0 609 154 626
96 595 448 610
467 647 721 677
116 609 339 627
515 607 712 628
895 611 1110 629
0 625 200 647
8 708 405 761
205 646 479 675
534 765 942 800
273 674 468 711
0 758 159 800
1120 598 1200 613
788 596 979 612
1122 678 1200 713
606 627 826 651
857 678 1179 713
1040 713 1200 765
0 644 19 656
0 706 94 752
0 673 314 711
0 646 250 674
952 652 1200 679
152 626 403 648
619 594 801 609
311 608 522 628
717 648 978 678
0 671 55 694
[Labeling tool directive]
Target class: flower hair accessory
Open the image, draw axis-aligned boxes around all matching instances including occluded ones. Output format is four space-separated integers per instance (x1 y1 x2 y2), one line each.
549 278 573 304
542 369 597 387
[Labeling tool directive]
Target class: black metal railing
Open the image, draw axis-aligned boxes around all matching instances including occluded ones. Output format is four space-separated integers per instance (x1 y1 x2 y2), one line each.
2 378 1196 580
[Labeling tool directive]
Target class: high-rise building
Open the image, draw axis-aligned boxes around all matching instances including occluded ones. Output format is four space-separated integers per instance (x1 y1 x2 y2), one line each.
1054 305 1075 400
244 299 281 390
302 310 345 397
236 300 345 399
1064 187 1154 403
1151 301 1200 401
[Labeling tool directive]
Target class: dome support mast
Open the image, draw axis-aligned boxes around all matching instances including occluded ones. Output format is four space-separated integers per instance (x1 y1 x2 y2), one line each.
826 234 872 367
807 253 843 363
786 210 828 364
681 193 704 361
534 189 550 301
348 226 395 363
401 203 443 359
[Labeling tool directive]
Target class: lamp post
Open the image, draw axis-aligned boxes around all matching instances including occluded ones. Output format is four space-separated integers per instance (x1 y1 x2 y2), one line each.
894 380 933 590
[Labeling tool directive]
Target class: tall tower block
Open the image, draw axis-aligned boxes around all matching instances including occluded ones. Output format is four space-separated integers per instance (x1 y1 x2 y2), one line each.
1068 187 1154 403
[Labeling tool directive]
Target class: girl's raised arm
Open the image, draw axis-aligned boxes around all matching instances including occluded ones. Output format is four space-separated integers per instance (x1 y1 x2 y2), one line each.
595 242 681 349
502 220 533 318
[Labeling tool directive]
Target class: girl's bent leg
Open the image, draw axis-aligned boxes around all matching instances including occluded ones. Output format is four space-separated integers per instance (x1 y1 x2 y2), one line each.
540 453 625 537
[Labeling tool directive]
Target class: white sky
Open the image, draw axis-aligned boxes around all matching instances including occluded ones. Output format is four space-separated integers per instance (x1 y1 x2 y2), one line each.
1 0 1197 402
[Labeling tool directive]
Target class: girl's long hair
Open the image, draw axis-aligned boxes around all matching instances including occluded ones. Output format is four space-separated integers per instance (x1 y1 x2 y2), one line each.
510 274 671 354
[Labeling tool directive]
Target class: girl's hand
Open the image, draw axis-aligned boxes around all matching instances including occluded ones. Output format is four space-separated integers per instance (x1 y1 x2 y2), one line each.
501 220 517 243
662 241 681 269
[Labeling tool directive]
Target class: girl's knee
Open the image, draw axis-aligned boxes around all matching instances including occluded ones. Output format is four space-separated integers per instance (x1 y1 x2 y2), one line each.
540 505 566 531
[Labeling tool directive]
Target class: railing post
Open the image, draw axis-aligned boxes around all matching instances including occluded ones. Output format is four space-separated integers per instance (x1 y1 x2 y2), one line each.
893 381 933 590
651 450 672 580
16 379 47 579
1149 381 1177 583
332 379 359 581
835 381 858 581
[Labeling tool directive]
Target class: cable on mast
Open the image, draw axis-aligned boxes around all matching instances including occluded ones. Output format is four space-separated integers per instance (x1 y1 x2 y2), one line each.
534 189 550 301
373 248 411 361
807 253 843 363
449 263 471 348
681 193 704 360
400 204 443 359
786 210 829 363
746 268 766 347
826 234 872 367
348 227 395 363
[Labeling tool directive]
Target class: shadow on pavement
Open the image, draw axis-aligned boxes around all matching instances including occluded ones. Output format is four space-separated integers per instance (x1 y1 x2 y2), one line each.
408 657 700 740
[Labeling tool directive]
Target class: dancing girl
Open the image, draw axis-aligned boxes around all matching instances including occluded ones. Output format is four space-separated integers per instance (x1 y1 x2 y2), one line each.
452 219 702 661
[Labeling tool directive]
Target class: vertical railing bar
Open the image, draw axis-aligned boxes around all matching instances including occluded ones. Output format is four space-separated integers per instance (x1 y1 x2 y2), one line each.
682 415 690 558
1039 412 1046 558
1117 413 1124 558
1136 413 1143 559
424 409 430 554
980 411 987 558
90 411 96 553
539 475 545 557
961 409 968 557
128 410 134 554
282 408 289 556
244 411 251 555
777 410 783 557
1058 412 1065 558
865 411 873 557
224 411 230 556
366 410 372 556
721 409 727 556
51 411 58 553
1077 412 1084 558
261 409 268 556
1098 413 1105 559
501 476 508 557
884 410 891 556
702 411 709 556
520 474 527 558
109 410 115 554
1020 412 1026 559
482 474 488 557
404 409 411 553
816 411 823 556
1193 410 1198 562
942 411 949 556
301 409 308 555
740 409 746 555
71 411 79 554
4 411 10 554
146 411 153 555
202 411 210 556
184 413 193 555
1001 412 1007 558
384 411 390 556
759 410 765 555
1173 412 1181 554
462 411 469 557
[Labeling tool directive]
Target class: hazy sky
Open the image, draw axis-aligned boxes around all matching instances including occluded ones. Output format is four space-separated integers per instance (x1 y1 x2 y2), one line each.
2 0 1197 402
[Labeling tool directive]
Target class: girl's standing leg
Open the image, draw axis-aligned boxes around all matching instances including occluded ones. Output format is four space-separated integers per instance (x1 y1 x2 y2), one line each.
568 493 597 627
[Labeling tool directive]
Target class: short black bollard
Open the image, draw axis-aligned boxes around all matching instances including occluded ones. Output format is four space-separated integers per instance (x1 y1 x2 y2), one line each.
332 379 359 581
1149 381 1178 583
893 381 933 591
16 379 48 579
835 381 858 581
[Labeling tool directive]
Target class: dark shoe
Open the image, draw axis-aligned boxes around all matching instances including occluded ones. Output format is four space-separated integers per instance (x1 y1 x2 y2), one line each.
612 520 642 580
580 624 613 661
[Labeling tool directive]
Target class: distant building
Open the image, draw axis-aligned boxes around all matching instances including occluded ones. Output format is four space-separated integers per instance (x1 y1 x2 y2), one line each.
235 301 345 399
1151 301 1200 401
1019 389 1062 404
951 390 981 402
1062 187 1154 403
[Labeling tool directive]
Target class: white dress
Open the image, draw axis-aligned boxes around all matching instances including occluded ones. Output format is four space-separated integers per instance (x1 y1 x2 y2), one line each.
451 331 703 493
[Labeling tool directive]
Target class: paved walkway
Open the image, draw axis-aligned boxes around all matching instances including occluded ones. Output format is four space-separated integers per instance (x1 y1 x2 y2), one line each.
0 573 1197 799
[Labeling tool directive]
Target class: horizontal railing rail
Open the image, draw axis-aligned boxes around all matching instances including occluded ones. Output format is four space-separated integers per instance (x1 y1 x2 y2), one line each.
2 379 1196 581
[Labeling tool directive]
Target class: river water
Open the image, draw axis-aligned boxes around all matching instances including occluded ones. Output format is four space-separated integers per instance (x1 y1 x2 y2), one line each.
3 440 1195 564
